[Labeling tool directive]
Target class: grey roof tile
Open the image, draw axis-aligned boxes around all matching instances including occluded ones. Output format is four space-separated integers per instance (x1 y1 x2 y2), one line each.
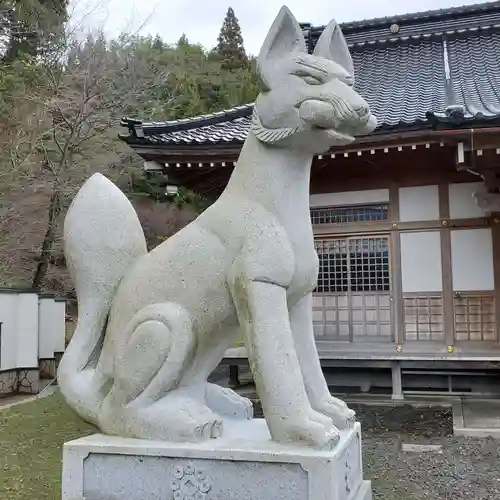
351 39 447 128
121 3 500 147
447 31 500 116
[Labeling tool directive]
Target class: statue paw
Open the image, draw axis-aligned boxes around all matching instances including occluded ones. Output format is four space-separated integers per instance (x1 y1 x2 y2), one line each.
206 383 254 420
194 418 224 439
282 411 340 449
312 395 356 430
99 388 226 442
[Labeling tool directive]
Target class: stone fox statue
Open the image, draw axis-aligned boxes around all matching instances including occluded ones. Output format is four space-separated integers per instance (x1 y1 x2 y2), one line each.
58 6 376 449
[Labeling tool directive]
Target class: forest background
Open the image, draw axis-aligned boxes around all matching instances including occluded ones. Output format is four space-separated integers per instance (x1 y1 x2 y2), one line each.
0 1 260 296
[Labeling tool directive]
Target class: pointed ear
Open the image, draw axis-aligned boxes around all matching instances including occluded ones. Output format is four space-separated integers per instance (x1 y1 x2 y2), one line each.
257 6 306 87
313 19 354 83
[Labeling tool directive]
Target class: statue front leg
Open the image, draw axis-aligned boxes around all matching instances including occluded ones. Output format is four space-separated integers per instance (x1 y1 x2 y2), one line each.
229 261 339 449
290 293 355 429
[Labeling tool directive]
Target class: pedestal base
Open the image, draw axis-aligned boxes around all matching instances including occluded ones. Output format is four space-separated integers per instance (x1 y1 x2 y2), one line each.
62 420 372 500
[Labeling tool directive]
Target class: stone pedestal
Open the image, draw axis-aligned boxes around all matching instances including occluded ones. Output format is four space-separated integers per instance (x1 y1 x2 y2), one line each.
62 420 372 500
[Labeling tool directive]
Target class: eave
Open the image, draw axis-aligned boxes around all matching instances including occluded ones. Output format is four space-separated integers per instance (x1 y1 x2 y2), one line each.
123 120 500 161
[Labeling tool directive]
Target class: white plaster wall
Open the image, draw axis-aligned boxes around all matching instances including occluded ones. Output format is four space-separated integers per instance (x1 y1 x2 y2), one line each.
310 189 389 208
53 299 67 353
0 292 66 371
0 293 18 370
16 293 39 368
399 185 440 222
401 231 443 292
38 298 55 359
449 182 488 219
451 228 494 291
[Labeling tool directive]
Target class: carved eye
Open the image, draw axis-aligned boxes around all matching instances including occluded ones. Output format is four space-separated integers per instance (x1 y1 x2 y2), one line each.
341 74 354 87
293 70 322 85
302 75 322 85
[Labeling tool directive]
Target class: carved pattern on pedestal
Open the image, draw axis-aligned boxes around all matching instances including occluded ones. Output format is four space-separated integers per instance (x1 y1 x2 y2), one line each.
171 462 211 500
344 432 361 495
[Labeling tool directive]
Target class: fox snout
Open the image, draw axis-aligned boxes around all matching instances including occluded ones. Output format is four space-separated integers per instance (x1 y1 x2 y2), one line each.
297 97 376 137
298 100 336 128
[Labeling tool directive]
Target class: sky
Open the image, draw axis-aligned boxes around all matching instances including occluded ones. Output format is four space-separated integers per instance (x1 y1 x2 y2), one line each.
70 0 490 56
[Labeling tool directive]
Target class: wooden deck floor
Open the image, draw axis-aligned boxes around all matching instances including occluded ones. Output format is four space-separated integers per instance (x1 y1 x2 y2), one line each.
226 340 500 361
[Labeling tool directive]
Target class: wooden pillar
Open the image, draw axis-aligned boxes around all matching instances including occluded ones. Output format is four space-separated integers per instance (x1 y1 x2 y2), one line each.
491 214 500 342
389 185 404 346
391 361 404 400
438 184 455 348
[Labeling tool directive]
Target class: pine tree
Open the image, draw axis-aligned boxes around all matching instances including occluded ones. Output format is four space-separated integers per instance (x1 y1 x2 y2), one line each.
152 34 163 52
214 7 248 71
2 0 68 62
177 33 189 48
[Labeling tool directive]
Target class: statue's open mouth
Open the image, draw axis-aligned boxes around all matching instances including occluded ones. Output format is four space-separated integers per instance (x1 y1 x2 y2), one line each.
316 113 376 139
325 129 355 142
300 98 376 142
312 124 355 143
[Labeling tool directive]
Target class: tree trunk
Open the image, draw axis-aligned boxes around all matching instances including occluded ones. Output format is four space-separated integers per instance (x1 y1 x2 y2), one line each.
32 189 60 290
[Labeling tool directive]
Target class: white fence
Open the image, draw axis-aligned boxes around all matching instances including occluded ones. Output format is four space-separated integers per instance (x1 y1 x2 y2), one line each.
0 290 66 395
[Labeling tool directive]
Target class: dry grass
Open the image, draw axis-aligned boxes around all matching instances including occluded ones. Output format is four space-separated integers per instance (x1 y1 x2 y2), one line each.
0 393 94 499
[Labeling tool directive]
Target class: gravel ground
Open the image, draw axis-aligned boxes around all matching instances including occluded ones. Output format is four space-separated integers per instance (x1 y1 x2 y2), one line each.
352 404 500 500
252 401 500 500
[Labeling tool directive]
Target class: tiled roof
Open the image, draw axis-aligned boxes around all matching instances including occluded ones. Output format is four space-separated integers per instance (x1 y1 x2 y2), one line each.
122 105 253 145
121 2 500 148
305 1 500 47
447 32 500 116
351 38 447 129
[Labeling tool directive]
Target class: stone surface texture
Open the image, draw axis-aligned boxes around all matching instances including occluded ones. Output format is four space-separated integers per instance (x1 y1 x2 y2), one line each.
39 358 57 379
58 5 376 448
17 369 39 394
0 370 18 395
0 368 39 395
62 420 371 500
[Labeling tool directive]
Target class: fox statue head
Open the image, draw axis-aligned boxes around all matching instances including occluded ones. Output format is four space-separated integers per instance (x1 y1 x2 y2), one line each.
252 6 377 154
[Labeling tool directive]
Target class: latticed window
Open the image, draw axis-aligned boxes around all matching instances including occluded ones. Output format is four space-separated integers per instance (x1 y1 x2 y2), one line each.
313 236 392 340
315 237 390 293
404 296 444 341
310 204 388 225
454 294 496 342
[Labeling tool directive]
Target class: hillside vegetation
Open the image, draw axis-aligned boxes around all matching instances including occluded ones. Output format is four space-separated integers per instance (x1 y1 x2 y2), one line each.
0 4 259 295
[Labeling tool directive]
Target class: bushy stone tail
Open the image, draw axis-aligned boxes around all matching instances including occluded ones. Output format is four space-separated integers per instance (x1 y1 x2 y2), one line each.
57 173 147 426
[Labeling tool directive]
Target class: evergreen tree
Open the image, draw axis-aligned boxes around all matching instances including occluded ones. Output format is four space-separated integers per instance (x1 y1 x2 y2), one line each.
177 33 189 48
214 7 248 71
2 0 68 62
152 34 163 52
